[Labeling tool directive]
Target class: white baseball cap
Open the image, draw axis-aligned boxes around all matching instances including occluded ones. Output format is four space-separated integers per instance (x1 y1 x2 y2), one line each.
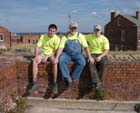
69 22 78 28
94 25 101 30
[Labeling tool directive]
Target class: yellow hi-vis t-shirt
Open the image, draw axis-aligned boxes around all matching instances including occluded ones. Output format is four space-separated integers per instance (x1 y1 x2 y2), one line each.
59 32 88 48
85 34 109 54
37 34 60 55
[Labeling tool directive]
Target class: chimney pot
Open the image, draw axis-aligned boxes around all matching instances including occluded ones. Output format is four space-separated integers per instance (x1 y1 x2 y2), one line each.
111 12 117 21
136 11 140 20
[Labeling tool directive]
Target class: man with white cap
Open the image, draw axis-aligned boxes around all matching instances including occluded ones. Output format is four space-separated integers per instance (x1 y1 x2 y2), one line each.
54 22 94 90
86 25 110 90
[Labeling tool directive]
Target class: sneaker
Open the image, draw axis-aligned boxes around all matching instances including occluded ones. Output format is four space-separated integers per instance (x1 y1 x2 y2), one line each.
29 82 39 93
52 83 58 94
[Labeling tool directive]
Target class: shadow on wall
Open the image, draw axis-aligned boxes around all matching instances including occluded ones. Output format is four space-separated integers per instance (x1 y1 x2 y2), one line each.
22 61 95 99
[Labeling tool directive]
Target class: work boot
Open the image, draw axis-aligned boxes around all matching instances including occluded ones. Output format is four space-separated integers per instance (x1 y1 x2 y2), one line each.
29 81 39 93
91 82 102 90
96 82 102 90
91 83 97 91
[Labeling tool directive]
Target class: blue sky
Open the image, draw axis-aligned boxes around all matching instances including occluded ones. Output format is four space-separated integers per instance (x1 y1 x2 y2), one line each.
0 0 140 33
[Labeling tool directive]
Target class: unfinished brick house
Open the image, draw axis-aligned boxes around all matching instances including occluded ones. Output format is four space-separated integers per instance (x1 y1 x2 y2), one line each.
0 26 11 49
20 34 40 44
105 11 140 51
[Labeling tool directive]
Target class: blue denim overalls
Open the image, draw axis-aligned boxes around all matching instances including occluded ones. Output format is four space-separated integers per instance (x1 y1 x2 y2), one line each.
59 33 86 82
63 33 81 55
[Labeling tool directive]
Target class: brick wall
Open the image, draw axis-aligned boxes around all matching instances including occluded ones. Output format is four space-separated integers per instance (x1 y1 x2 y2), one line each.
0 26 11 48
104 61 140 100
16 59 140 100
0 62 17 111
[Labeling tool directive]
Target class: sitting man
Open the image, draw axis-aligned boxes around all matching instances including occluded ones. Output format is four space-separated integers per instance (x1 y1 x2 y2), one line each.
54 22 94 90
30 24 60 94
86 25 110 90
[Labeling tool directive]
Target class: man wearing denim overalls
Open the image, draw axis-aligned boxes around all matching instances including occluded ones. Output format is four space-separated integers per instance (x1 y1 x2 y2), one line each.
54 22 94 90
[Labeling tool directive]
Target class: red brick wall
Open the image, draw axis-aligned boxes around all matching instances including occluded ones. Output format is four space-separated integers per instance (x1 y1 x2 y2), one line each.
16 59 140 100
0 63 17 111
21 34 40 44
104 61 140 100
0 26 11 48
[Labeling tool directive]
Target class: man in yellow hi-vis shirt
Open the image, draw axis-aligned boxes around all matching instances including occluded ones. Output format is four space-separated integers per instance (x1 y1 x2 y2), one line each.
30 24 60 94
86 25 110 90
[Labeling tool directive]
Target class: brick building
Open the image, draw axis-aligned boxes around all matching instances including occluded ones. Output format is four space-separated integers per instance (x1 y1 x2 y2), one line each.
20 34 40 44
105 11 140 51
0 26 11 49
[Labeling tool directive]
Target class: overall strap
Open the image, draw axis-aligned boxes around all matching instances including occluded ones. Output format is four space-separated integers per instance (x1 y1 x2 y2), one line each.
76 32 79 38
65 32 79 39
65 34 68 39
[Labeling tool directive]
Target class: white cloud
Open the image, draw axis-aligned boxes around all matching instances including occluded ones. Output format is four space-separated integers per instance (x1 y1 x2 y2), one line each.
110 9 115 12
72 10 77 13
110 10 119 14
90 11 97 16
123 9 128 13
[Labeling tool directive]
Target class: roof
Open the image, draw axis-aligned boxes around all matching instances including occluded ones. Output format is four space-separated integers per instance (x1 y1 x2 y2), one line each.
120 15 140 26
0 26 10 31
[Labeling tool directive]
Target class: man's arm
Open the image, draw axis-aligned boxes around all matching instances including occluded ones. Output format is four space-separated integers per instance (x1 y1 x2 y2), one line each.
35 46 40 57
100 50 109 58
55 48 63 59
84 47 94 64
54 48 63 64
96 49 109 62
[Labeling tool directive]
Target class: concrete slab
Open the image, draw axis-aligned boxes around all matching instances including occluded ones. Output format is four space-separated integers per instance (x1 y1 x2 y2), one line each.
27 99 116 111
115 55 134 60
131 55 140 60
24 97 138 113
25 107 136 113
107 54 115 60
114 103 135 111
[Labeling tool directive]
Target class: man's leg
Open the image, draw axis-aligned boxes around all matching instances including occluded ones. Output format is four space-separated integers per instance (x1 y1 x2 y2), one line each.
59 53 72 89
50 56 58 94
89 62 101 88
71 54 86 80
89 54 102 89
97 56 108 82
30 55 48 92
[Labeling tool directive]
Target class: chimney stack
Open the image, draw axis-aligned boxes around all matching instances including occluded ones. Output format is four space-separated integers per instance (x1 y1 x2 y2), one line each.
111 12 117 21
136 11 140 20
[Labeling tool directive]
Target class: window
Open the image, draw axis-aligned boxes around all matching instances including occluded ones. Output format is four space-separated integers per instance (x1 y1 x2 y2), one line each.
117 17 121 26
0 34 4 41
121 30 126 41
137 29 140 43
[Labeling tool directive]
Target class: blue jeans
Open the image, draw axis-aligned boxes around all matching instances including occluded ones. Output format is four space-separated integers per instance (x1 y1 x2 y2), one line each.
59 53 86 82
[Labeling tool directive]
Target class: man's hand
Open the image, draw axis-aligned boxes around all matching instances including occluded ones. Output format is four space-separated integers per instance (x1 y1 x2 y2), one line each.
34 56 39 63
88 56 94 64
53 58 59 64
96 56 102 62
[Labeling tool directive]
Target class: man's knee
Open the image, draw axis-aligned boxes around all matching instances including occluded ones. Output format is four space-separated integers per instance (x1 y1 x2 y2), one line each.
32 57 41 65
78 58 86 67
32 58 37 64
59 55 68 64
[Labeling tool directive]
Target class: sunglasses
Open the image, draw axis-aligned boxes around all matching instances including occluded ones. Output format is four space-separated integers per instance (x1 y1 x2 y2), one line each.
95 29 100 32
70 27 77 30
